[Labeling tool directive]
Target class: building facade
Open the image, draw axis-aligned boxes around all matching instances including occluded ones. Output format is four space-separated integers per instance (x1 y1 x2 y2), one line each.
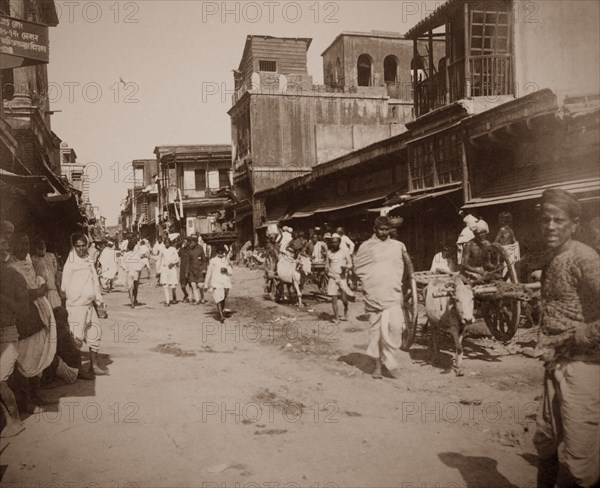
258 0 600 271
154 145 234 238
1 0 86 257
229 34 418 242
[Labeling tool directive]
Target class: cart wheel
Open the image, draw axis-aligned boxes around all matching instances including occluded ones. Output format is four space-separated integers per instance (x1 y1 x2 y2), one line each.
484 298 521 342
402 280 419 350
487 243 519 284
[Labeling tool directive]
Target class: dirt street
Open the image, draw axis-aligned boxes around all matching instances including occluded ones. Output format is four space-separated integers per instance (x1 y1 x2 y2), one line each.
0 265 544 487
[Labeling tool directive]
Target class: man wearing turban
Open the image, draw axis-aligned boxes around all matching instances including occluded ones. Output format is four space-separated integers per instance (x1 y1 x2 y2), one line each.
461 218 495 281
533 188 600 488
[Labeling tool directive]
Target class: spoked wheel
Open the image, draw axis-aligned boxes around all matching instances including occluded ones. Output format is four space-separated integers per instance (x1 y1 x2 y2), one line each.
483 243 521 342
401 279 419 350
483 299 521 342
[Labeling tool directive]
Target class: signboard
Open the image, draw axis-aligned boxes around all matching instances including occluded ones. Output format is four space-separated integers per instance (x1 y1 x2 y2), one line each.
0 15 49 68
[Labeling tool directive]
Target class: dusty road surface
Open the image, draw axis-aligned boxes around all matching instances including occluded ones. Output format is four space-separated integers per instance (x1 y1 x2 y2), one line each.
1 265 543 487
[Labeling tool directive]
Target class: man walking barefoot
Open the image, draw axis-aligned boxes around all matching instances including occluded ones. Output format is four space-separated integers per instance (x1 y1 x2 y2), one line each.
355 216 415 379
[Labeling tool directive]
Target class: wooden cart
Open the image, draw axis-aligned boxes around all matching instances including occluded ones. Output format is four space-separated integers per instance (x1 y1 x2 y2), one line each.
410 243 541 344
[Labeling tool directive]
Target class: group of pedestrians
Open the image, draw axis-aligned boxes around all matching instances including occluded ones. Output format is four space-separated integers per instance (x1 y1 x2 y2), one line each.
1 222 111 438
104 233 234 322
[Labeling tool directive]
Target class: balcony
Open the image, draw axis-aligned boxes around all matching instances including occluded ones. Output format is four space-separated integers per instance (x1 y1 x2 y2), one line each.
416 54 513 116
406 0 514 118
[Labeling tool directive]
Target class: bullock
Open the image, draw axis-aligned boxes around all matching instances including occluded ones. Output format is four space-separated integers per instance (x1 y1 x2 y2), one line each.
424 275 474 376
276 254 311 307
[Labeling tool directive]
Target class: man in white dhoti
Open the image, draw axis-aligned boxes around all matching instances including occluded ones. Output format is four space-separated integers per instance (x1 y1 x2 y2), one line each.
355 216 415 379
61 233 108 379
97 241 118 292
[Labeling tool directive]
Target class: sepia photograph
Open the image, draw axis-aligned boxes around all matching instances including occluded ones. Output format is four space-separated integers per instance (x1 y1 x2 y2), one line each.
0 0 599 487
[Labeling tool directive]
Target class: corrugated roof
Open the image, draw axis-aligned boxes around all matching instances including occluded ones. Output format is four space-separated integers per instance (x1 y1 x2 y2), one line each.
405 0 463 40
464 164 600 208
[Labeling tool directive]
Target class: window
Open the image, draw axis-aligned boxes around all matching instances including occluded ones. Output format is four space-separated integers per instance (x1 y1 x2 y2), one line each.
409 143 434 190
435 133 462 185
384 55 398 83
408 131 462 190
195 169 206 190
357 54 373 87
258 60 277 72
218 169 230 188
71 171 82 182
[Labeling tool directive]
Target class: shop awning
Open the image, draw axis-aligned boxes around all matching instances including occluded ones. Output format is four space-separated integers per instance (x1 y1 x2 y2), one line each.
286 185 398 220
463 162 600 209
0 168 54 194
385 183 462 206
463 177 600 209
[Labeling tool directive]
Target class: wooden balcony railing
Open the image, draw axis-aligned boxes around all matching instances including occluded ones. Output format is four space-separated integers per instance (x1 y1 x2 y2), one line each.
416 54 512 117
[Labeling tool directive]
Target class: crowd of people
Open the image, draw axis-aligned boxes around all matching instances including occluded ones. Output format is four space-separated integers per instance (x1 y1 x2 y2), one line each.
0 223 237 439
254 190 599 486
1 188 598 487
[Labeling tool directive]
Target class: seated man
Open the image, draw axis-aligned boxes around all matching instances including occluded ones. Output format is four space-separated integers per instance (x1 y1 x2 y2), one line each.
430 242 459 274
461 220 499 282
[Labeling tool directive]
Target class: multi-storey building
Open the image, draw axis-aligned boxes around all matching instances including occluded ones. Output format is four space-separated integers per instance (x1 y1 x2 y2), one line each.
258 0 599 271
59 141 90 202
154 145 234 238
230 33 419 242
131 158 159 241
0 0 85 254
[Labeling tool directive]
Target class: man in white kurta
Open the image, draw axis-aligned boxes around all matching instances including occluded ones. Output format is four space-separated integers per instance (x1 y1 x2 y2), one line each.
355 216 415 378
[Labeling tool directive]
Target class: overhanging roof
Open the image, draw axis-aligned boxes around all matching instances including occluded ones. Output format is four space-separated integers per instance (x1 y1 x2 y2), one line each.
463 178 600 209
0 168 54 194
385 183 462 206
286 184 398 220
405 0 464 40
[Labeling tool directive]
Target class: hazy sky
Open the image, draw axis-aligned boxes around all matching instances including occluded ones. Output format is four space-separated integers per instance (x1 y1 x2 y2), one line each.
47 0 438 225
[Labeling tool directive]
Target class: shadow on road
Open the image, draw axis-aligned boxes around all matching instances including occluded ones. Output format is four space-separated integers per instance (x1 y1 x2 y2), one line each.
438 451 519 487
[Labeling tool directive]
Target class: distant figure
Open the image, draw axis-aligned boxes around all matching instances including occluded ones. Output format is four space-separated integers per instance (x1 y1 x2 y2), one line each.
494 211 520 278
325 234 353 323
336 227 355 255
122 240 143 309
205 246 233 323
97 241 118 292
279 226 293 255
178 239 190 303
137 239 151 280
159 238 179 307
187 237 207 304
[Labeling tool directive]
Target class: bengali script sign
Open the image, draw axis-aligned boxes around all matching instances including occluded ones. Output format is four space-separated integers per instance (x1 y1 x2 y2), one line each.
0 15 49 64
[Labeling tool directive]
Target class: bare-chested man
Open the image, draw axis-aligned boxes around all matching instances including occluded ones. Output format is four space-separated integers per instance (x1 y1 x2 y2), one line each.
461 220 496 282
494 211 520 278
